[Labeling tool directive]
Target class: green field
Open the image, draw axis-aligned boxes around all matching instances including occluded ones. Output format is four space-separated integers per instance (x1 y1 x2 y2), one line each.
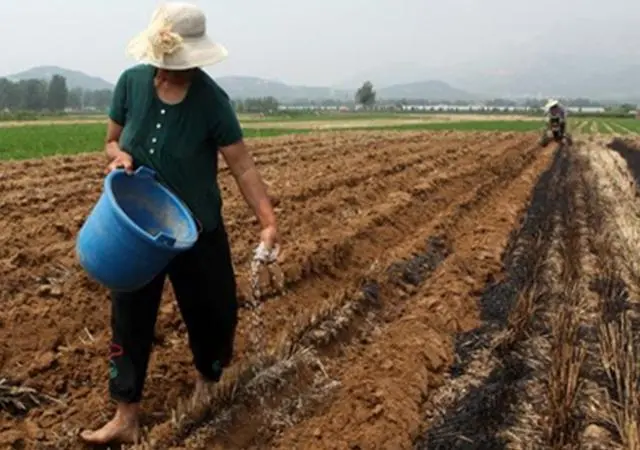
0 116 638 161
0 124 310 160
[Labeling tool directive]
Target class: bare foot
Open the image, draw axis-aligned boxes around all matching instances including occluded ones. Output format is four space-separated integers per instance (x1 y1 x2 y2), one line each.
80 405 140 445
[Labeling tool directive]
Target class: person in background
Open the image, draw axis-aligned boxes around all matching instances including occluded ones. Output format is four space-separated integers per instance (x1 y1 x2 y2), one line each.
80 2 279 445
544 98 567 135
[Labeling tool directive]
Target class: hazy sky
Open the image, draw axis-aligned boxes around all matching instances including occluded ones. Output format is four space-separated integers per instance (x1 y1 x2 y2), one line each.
2 0 639 86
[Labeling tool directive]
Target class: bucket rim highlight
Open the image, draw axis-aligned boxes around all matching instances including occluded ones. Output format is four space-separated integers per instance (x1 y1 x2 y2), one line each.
104 166 199 251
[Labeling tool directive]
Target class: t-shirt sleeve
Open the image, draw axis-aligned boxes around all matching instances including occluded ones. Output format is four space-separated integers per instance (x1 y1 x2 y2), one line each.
108 71 128 126
209 93 244 148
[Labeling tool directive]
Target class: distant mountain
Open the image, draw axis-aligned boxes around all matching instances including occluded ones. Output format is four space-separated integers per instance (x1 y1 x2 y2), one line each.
377 80 477 101
5 66 114 91
333 62 441 90
4 66 476 101
7 54 640 102
214 75 475 102
214 76 353 101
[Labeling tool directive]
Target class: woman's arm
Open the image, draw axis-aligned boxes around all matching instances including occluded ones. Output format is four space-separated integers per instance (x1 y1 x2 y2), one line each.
105 119 124 159
220 140 277 234
103 70 134 173
105 69 129 159
210 89 278 246
103 119 133 173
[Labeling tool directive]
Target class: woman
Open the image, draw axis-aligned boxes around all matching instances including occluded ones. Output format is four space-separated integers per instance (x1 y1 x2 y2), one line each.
80 2 278 445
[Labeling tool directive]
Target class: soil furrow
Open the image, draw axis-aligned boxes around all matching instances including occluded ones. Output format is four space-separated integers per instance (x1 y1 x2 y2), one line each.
120 137 535 448
0 137 484 315
11 131 640 450
3 132 528 448
414 145 566 449
174 136 549 449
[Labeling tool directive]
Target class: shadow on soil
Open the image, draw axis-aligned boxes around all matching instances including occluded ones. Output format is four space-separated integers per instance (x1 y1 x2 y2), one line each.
359 235 451 317
414 146 567 449
386 236 451 286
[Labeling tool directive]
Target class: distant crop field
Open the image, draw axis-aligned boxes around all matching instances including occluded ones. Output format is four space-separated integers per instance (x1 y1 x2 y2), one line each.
571 117 640 134
238 112 415 122
1 116 638 161
374 120 541 132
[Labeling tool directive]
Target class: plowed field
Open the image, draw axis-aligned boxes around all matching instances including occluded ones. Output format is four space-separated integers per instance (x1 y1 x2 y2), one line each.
1 131 639 449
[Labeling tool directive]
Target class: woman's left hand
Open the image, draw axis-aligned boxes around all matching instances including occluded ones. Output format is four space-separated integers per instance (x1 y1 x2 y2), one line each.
260 225 279 251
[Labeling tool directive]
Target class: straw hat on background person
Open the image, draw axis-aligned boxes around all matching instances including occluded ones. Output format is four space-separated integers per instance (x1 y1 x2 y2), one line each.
126 2 228 70
545 98 560 111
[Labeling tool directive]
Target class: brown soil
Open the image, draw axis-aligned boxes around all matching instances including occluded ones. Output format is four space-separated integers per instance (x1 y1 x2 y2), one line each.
2 131 639 450
229 115 539 130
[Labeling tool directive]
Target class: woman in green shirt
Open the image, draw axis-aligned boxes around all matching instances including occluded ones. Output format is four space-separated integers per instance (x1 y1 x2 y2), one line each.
81 3 279 445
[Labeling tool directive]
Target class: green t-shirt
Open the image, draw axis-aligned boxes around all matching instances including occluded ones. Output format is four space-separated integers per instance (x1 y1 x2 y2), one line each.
109 64 243 231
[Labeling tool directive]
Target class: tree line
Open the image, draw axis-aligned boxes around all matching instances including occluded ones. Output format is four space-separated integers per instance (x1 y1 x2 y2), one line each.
352 81 615 109
0 75 627 116
0 75 113 112
0 74 279 114
232 96 280 113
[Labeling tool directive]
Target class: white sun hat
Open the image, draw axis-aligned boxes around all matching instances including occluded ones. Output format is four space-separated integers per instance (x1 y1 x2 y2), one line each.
545 99 559 111
126 2 228 70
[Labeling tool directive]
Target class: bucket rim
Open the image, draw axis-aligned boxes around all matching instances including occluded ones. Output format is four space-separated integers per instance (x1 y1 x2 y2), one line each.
104 169 199 250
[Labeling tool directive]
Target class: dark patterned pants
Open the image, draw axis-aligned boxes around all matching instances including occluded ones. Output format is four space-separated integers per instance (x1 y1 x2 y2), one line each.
108 223 238 403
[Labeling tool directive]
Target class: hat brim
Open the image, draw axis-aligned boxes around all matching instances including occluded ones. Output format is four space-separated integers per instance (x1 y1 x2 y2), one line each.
127 34 228 70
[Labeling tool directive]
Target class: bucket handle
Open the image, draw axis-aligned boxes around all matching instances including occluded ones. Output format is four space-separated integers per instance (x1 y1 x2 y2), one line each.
133 165 157 179
132 165 203 245
134 166 178 247
153 232 177 247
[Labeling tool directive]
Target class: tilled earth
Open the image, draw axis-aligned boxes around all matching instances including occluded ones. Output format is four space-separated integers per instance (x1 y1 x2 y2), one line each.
1 131 639 449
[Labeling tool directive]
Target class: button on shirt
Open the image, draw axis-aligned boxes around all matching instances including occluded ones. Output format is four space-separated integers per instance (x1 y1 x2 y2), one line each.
109 64 244 231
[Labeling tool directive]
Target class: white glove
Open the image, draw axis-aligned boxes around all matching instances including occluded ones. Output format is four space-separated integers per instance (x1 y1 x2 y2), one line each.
250 242 283 303
253 242 280 264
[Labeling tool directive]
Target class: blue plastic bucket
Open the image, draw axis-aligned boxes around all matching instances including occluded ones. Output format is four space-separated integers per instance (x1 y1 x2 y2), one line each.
76 165 199 292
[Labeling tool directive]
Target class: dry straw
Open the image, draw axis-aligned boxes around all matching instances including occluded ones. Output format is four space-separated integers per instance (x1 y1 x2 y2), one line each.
0 378 63 414
247 242 284 353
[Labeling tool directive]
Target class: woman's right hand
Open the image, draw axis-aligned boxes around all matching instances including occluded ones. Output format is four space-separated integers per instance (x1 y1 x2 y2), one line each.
105 150 134 174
